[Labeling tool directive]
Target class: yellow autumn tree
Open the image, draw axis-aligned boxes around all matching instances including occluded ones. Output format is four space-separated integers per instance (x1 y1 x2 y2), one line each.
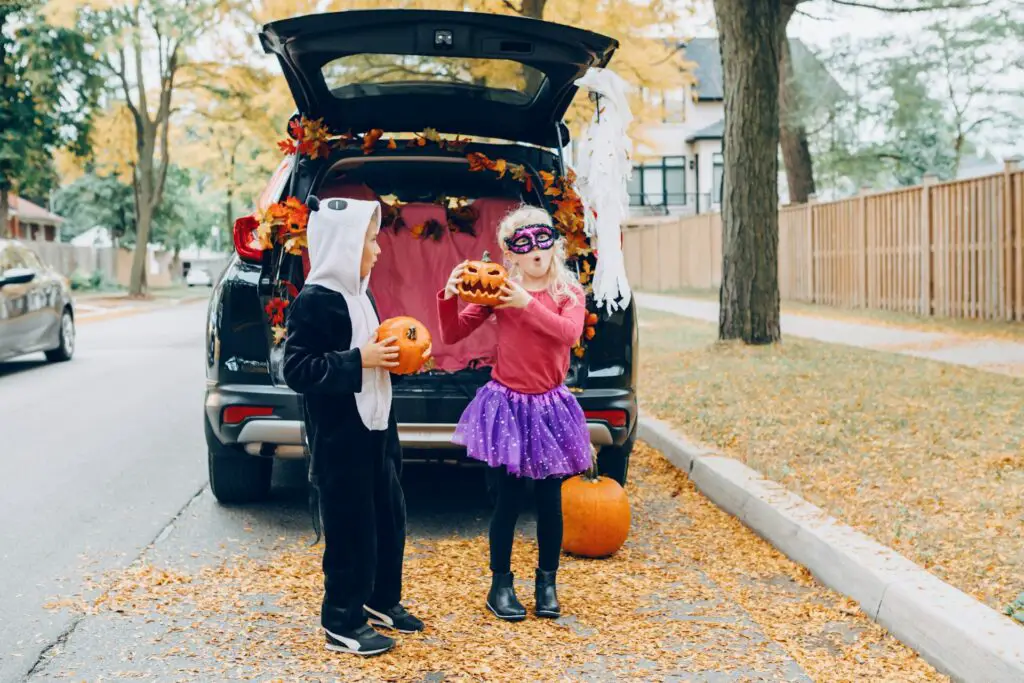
243 0 695 157
44 0 231 296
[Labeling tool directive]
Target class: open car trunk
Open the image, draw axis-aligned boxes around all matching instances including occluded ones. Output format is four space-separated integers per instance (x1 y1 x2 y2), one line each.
259 9 618 147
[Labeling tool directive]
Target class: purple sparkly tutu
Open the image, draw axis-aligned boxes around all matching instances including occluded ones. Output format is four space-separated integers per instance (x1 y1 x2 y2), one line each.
453 380 591 480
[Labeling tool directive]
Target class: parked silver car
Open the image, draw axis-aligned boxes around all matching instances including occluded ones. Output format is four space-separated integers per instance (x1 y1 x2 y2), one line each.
0 239 75 363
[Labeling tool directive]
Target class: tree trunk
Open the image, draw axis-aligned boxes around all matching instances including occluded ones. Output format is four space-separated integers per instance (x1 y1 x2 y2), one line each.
778 0 816 204
518 0 547 92
129 117 160 296
713 0 782 344
520 0 546 17
0 187 9 239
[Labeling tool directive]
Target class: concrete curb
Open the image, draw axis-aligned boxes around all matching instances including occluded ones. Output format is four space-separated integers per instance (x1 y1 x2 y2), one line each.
639 416 1024 683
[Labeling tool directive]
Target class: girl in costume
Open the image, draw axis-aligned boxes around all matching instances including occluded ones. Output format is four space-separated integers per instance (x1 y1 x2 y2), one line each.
437 204 590 621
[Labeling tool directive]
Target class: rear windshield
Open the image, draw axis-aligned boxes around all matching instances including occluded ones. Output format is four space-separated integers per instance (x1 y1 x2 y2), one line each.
322 54 545 104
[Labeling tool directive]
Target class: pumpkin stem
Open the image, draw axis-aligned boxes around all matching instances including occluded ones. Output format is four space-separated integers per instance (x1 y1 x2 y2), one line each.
406 326 417 341
481 250 492 263
584 445 601 482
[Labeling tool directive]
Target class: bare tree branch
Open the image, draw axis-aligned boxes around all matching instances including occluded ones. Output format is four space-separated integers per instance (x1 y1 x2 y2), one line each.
107 51 142 129
830 0 992 12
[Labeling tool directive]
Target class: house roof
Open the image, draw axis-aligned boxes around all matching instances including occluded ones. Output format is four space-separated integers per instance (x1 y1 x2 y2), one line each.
679 37 844 103
9 195 63 225
685 119 724 142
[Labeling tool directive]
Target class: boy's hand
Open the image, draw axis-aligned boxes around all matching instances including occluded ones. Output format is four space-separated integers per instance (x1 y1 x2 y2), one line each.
444 261 468 300
362 336 400 369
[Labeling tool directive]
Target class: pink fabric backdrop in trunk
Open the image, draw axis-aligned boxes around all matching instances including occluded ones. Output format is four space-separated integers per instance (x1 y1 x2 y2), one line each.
318 182 517 372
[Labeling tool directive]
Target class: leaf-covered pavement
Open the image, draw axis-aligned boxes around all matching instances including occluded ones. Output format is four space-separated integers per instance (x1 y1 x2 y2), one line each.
639 309 1024 621
36 446 940 681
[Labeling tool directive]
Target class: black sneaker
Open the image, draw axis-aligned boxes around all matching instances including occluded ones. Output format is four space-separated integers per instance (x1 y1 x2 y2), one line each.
364 603 425 634
323 624 395 656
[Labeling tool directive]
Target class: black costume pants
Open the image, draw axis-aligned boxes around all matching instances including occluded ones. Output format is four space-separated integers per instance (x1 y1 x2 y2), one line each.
487 466 564 574
318 429 407 632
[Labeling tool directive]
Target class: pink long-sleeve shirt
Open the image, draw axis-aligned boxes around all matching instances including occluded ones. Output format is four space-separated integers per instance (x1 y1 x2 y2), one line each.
436 287 586 395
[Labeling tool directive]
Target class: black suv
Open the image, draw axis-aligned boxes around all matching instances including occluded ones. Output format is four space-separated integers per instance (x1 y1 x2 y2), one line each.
203 9 638 504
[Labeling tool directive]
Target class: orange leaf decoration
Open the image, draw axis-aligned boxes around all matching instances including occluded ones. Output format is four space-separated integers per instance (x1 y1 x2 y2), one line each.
265 298 289 326
446 135 470 152
510 164 533 193
272 325 287 346
564 229 592 258
466 152 494 173
491 158 508 179
387 138 397 150
586 312 598 326
585 326 596 340
539 171 560 196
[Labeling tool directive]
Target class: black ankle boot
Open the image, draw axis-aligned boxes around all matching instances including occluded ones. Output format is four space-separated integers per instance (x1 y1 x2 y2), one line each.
535 569 560 619
486 572 526 621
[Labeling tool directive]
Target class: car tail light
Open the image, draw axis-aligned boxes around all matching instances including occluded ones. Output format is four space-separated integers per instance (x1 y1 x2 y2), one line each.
233 215 263 263
585 410 627 428
223 406 274 424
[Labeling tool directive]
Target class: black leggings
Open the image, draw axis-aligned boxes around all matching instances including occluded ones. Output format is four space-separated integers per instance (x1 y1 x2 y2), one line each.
487 466 563 574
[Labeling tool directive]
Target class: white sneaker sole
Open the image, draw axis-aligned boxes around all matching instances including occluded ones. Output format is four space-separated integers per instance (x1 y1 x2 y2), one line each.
364 605 423 634
367 617 420 634
324 641 393 656
324 628 393 656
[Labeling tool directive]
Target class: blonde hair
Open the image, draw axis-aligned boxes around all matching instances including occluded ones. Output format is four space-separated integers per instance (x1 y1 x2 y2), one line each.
497 205 581 306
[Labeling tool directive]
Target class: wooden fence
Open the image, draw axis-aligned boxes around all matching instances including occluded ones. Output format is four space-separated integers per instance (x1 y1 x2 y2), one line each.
623 161 1024 322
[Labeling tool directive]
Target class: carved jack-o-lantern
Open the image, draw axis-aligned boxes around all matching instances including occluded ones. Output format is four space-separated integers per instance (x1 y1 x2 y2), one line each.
457 251 507 307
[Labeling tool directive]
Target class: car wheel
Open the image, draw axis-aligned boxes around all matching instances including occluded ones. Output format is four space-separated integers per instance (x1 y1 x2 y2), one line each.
208 444 273 504
205 418 272 504
597 423 637 487
45 308 75 362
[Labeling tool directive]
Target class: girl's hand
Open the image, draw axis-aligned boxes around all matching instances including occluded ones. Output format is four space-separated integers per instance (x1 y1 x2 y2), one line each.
497 280 532 310
361 336 400 369
444 261 468 300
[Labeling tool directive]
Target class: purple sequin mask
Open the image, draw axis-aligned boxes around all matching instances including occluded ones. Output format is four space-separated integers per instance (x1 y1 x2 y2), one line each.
504 224 556 254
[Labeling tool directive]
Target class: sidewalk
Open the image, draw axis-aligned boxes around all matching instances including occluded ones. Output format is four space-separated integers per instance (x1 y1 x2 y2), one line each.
74 290 209 325
636 292 1024 377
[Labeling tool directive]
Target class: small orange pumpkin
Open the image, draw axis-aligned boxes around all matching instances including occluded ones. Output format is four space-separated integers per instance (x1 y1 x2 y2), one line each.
561 448 631 558
377 316 432 375
457 251 507 307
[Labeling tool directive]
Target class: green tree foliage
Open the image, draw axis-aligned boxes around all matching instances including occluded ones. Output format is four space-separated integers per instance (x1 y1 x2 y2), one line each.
52 164 218 254
809 5 1018 194
0 0 101 234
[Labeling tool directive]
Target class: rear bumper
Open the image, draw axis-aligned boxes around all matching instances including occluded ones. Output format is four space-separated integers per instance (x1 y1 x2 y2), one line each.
205 382 637 458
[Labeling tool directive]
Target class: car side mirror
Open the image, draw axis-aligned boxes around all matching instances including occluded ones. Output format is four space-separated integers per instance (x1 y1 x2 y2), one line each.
0 267 36 287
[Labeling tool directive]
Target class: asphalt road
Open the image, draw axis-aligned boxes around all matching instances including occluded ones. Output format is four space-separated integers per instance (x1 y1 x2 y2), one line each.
0 302 211 683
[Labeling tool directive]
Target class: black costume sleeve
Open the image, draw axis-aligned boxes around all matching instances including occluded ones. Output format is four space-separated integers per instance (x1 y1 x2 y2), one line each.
283 288 363 395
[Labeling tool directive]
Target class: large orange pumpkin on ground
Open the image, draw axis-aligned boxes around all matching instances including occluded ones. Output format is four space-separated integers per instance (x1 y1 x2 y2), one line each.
376 316 432 375
561 448 631 558
457 251 507 307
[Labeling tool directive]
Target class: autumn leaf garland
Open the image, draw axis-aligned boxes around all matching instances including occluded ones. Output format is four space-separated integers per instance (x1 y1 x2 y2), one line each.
273 116 601 354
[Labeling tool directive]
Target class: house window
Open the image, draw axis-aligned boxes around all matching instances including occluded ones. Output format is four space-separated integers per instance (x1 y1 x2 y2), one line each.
662 89 685 123
629 157 687 207
712 153 724 204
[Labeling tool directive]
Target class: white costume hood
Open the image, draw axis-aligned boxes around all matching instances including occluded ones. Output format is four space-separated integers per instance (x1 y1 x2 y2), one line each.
305 197 391 431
